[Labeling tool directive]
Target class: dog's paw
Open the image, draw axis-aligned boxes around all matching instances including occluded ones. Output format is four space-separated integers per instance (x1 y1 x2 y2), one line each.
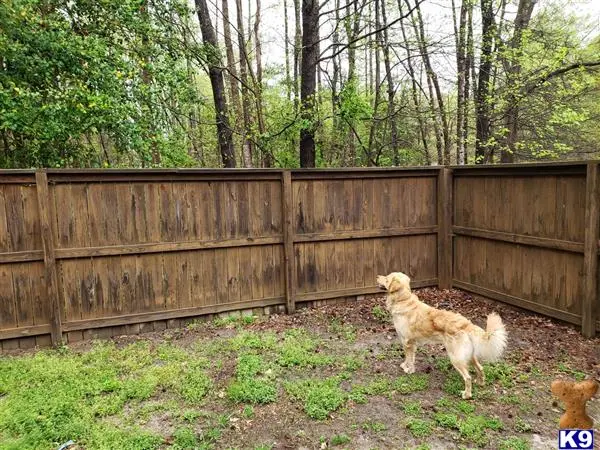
475 377 485 386
401 363 415 374
461 390 472 400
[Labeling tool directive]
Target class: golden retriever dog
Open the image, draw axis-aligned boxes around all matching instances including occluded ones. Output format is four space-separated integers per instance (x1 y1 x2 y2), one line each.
376 272 507 399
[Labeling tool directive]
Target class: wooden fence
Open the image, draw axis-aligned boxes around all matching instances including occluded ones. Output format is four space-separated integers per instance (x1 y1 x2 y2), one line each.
0 163 598 351
452 162 600 338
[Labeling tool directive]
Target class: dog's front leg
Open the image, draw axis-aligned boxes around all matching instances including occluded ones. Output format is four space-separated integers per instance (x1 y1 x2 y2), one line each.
400 340 416 374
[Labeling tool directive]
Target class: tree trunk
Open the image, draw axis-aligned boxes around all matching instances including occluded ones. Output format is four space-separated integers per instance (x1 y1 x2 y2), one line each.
294 0 302 109
235 0 254 167
463 1 474 164
222 0 241 160
411 0 451 164
140 0 160 165
475 0 495 164
254 0 271 167
501 0 537 163
331 0 341 163
381 0 399 165
455 0 468 165
195 0 236 167
284 0 292 100
299 0 319 168
367 0 382 164
398 0 430 165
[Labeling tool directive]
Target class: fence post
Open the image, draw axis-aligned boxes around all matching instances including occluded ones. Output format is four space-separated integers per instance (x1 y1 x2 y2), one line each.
582 162 598 338
281 170 296 313
35 170 63 346
437 167 453 289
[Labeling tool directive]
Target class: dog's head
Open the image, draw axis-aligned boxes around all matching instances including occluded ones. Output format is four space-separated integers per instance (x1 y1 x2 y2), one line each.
376 272 411 295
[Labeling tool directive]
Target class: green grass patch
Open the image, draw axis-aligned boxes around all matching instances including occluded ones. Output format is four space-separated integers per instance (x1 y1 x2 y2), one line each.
458 415 503 446
330 433 351 446
361 420 387 432
499 437 531 450
229 330 278 352
434 412 459 429
172 426 199 449
402 400 423 416
484 362 516 388
227 354 277 404
227 379 277 404
285 377 346 420
276 328 333 368
0 343 177 449
557 362 586 381
371 305 390 322
514 416 532 433
406 418 433 438
393 373 429 394
329 319 357 342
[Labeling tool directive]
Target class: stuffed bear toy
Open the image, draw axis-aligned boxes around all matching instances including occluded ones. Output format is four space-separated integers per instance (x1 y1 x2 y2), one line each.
551 378 598 429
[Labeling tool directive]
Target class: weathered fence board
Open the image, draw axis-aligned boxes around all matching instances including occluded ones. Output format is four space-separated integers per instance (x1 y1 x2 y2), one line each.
452 163 598 335
1 163 600 350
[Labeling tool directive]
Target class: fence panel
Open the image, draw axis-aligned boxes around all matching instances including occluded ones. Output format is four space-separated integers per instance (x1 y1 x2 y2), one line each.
452 164 593 329
291 170 440 302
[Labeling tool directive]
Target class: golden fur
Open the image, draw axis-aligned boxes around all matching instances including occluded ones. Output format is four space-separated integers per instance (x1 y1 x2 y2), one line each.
376 272 508 399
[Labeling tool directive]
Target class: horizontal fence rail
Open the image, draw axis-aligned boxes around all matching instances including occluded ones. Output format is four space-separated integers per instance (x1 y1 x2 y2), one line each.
0 162 599 350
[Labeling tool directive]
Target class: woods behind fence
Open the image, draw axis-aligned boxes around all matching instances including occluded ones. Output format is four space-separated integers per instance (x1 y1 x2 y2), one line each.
1 163 599 351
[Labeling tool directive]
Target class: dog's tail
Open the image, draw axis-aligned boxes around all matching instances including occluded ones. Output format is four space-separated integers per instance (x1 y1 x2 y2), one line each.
473 313 507 362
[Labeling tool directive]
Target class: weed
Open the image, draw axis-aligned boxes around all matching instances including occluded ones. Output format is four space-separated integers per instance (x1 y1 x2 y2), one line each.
213 314 241 327
500 394 521 405
406 418 433 438
350 377 393 403
277 328 333 368
177 362 212 403
330 433 351 446
484 362 516 388
340 355 364 372
458 415 503 446
227 379 277 404
230 331 277 351
181 410 201 422
435 397 453 409
285 377 346 420
362 420 387 432
242 405 255 419
235 354 265 379
514 416 532 433
557 362 586 381
499 437 531 450
393 373 429 394
402 400 422 416
255 445 274 450
435 412 459 429
372 305 390 322
456 400 475 415
227 354 277 404
172 427 198 449
434 357 453 373
329 319 357 342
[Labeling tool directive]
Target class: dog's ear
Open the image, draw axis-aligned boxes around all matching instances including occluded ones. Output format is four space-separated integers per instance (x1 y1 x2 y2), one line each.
388 277 403 293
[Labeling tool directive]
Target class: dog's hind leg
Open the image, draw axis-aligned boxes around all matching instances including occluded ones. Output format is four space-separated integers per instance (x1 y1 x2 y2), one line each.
472 357 485 386
452 362 472 400
400 340 416 374
446 336 473 399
